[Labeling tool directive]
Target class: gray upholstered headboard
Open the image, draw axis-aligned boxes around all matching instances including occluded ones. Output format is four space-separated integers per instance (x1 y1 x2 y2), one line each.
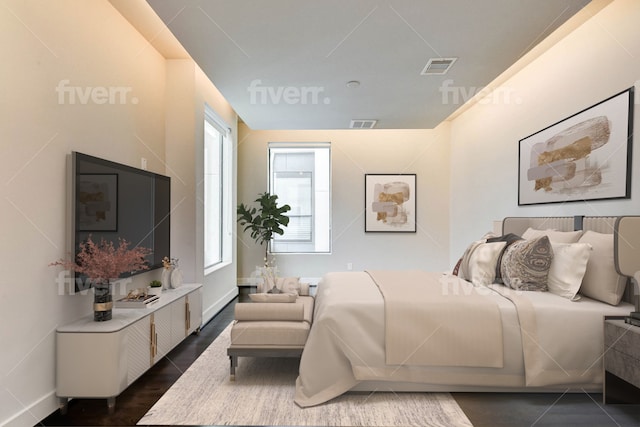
502 216 575 235
614 216 640 277
615 216 640 310
502 215 638 307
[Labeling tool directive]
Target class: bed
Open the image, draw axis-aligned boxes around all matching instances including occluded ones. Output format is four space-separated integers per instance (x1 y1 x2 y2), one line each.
294 216 640 407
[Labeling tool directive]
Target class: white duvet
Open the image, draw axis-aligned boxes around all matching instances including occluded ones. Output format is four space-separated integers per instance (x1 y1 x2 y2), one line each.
294 271 632 407
368 270 504 368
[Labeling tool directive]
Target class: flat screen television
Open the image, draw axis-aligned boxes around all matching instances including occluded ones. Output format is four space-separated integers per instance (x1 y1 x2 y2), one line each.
70 152 170 290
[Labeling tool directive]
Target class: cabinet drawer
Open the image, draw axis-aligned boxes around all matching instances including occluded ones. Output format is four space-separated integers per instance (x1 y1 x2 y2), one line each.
56 284 203 408
127 317 151 384
605 321 640 354
605 348 640 389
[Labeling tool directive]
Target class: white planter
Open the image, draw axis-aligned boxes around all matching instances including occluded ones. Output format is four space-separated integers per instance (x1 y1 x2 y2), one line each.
148 286 162 296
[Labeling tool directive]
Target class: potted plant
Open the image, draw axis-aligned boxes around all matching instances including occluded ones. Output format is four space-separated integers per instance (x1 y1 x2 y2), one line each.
237 192 290 293
50 237 152 321
148 280 163 295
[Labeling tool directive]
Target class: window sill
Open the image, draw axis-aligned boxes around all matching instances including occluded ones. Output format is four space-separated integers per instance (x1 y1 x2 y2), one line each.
205 261 232 276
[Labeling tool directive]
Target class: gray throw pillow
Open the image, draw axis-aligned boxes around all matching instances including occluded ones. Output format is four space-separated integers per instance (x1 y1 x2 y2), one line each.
500 235 553 291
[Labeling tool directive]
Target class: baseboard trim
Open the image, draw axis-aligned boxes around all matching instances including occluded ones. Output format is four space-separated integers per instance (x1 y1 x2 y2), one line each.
4 389 58 427
202 286 238 326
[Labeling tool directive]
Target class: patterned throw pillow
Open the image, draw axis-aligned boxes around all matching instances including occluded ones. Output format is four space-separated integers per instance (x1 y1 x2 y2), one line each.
500 235 553 291
486 233 523 283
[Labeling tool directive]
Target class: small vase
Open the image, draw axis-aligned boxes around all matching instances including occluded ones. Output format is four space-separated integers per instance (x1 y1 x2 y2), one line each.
170 267 183 288
161 268 172 290
93 281 112 322
261 266 279 293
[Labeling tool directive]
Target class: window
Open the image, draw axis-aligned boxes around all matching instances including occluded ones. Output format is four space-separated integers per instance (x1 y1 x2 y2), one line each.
269 143 331 254
204 105 232 271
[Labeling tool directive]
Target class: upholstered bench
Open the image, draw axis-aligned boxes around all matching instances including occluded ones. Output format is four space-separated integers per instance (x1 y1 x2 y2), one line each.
227 282 314 380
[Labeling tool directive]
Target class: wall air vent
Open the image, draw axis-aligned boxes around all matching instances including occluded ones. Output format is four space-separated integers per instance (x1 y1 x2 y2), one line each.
421 57 457 75
350 119 377 129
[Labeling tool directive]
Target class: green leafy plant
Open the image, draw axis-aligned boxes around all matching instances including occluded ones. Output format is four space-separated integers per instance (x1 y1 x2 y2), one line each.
149 280 162 288
237 192 291 266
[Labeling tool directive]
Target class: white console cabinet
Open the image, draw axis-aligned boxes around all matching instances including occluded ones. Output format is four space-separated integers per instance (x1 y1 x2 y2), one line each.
56 283 202 413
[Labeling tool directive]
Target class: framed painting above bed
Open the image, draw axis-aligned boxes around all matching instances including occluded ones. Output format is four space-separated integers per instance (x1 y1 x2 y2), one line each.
365 173 416 233
518 87 634 206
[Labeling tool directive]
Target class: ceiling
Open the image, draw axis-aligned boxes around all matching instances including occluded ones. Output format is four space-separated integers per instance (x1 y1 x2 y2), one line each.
120 1 598 130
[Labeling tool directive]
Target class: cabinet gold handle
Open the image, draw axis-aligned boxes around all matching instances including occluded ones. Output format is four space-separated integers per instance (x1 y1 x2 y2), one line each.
185 300 190 334
150 323 156 360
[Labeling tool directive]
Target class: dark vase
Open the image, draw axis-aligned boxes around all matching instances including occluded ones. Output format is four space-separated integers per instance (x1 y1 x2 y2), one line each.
93 281 113 321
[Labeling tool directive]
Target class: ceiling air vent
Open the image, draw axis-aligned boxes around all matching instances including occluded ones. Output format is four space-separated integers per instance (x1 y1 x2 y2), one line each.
421 57 457 75
350 119 377 129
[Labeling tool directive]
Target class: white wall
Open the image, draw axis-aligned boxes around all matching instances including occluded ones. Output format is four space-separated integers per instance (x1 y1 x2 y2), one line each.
4 0 637 424
449 0 640 263
166 60 238 324
237 125 451 280
0 1 236 425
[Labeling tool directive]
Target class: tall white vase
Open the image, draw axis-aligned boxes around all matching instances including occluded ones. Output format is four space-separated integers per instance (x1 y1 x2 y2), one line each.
170 267 183 288
161 268 172 290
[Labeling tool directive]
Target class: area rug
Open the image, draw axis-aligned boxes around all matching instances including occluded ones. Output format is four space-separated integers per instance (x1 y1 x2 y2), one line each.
137 324 473 426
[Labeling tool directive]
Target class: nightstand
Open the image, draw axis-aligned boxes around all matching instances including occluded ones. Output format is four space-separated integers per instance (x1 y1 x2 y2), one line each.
603 317 640 404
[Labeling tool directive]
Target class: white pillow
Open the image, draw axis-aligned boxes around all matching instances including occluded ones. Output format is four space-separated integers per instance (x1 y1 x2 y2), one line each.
547 242 591 300
460 241 507 286
248 293 297 303
578 231 628 305
458 240 483 280
522 227 583 243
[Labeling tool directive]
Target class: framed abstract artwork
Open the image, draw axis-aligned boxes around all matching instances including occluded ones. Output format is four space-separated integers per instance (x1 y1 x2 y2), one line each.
365 174 416 232
77 173 118 231
518 87 634 205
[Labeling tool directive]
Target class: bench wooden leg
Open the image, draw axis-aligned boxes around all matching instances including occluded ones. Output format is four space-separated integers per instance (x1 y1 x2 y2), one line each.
229 355 237 381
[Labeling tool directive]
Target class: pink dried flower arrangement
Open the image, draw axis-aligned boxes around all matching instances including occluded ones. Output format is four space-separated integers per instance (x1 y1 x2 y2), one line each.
50 236 152 282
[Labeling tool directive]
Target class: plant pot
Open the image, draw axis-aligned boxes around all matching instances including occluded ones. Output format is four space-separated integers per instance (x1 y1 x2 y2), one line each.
148 286 162 296
93 281 113 322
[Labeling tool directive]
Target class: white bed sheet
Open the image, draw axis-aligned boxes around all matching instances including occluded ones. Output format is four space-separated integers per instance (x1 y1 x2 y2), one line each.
294 271 632 407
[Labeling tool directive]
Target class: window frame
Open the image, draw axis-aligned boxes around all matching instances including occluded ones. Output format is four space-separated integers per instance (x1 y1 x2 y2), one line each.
268 142 331 254
204 104 232 272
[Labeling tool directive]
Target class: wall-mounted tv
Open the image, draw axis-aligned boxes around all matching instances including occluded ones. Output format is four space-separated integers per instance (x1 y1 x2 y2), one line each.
70 152 170 290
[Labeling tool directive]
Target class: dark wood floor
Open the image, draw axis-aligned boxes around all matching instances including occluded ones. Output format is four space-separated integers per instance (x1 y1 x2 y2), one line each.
39 291 640 427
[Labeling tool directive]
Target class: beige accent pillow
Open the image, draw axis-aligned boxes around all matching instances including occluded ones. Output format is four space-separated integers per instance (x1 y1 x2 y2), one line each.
522 227 583 243
452 231 500 284
547 242 591 301
465 241 507 286
248 293 297 303
458 240 484 281
578 231 628 305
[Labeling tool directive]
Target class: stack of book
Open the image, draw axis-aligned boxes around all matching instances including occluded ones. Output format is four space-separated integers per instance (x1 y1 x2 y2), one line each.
115 293 159 308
